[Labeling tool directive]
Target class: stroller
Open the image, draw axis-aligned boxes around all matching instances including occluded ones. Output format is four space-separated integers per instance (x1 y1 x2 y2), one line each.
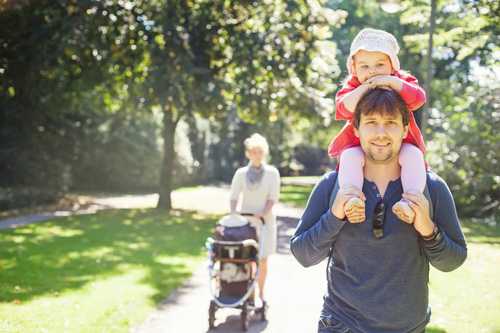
206 213 267 331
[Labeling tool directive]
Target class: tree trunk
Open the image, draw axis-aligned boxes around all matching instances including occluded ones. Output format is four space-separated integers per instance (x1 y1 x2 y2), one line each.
157 104 176 210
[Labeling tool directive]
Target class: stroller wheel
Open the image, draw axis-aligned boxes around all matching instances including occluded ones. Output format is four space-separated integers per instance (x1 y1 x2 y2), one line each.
241 303 250 331
208 300 216 329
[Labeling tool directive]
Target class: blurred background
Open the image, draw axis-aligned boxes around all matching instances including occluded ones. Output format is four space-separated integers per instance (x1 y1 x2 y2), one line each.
0 0 498 216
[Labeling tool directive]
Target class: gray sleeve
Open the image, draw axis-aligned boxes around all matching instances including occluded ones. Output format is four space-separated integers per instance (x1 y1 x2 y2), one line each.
421 176 467 272
290 174 347 267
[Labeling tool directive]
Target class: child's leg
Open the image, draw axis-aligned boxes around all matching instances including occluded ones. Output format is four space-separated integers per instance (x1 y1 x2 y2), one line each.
400 143 426 193
339 147 365 222
338 146 365 190
393 143 426 223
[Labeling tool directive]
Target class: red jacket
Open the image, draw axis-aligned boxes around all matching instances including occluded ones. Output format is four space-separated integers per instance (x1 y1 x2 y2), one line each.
328 71 427 158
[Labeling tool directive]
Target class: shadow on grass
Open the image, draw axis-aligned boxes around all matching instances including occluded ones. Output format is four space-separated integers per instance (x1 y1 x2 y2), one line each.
0 209 216 304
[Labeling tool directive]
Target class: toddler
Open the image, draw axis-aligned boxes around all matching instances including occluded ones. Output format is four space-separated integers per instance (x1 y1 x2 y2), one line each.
329 28 427 224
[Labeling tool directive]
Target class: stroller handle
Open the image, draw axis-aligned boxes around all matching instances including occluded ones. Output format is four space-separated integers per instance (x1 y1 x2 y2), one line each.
239 213 265 225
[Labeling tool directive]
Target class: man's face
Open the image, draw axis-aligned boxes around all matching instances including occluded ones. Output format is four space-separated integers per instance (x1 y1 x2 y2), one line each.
352 50 393 83
354 110 408 164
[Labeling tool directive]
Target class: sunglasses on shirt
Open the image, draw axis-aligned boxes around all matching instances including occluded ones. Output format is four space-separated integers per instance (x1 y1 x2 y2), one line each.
372 200 386 239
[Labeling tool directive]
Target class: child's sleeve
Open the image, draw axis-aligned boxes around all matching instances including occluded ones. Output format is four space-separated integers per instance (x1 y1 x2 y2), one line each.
398 74 427 111
335 84 357 120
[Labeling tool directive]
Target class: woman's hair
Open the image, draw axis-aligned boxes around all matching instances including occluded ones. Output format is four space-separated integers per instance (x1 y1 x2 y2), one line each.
353 88 409 128
244 133 269 156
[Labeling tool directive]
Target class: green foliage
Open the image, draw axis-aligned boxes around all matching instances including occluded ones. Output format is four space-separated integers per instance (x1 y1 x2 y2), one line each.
0 1 497 215
427 80 499 217
326 0 499 217
0 1 153 194
1 0 346 207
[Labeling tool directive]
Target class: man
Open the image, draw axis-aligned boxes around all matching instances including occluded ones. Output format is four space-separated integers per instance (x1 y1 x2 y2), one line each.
290 88 467 333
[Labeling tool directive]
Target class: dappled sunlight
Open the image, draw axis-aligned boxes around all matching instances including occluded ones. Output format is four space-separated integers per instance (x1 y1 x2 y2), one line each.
0 209 216 309
0 269 157 332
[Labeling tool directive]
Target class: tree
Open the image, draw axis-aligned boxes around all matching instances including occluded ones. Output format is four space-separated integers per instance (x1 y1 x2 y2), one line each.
136 0 344 210
0 1 158 200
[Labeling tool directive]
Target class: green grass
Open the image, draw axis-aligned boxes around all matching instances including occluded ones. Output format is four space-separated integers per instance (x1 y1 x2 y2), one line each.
426 218 500 333
280 184 314 207
0 209 216 333
1 185 498 333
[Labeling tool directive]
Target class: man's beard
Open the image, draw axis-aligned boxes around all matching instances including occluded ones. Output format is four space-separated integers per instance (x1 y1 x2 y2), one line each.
365 145 397 164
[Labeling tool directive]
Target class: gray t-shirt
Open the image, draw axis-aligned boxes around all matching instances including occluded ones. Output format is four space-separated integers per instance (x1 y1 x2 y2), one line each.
290 171 467 333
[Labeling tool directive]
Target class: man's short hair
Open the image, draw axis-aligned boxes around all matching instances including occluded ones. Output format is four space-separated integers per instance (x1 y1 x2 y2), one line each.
353 88 410 128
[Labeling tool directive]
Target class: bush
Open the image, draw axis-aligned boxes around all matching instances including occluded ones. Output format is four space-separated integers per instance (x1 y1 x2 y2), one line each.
427 83 499 217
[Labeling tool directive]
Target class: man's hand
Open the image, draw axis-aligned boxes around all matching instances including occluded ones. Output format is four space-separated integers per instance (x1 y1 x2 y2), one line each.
331 186 366 223
402 192 435 237
364 75 404 92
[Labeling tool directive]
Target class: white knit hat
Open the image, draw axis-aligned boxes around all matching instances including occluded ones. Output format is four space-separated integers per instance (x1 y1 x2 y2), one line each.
347 28 400 74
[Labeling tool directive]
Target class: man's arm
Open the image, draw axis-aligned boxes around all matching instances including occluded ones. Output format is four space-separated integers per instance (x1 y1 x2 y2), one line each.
407 175 467 272
290 173 348 267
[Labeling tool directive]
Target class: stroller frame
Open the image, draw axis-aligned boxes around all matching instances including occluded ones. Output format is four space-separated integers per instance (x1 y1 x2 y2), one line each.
206 214 267 331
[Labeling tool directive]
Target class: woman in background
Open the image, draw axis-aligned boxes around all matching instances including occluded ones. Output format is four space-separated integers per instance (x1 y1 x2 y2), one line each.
229 133 281 308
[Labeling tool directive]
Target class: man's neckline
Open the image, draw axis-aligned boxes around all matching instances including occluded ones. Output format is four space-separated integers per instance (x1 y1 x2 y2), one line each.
363 177 402 200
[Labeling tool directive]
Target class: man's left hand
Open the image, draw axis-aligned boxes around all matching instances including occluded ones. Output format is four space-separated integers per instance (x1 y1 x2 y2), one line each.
402 192 435 237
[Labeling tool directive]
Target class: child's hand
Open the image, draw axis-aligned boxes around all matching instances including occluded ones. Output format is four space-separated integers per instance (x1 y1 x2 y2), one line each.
365 75 403 92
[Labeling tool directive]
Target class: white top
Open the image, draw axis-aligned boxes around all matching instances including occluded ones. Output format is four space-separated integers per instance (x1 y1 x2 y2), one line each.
229 164 280 217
